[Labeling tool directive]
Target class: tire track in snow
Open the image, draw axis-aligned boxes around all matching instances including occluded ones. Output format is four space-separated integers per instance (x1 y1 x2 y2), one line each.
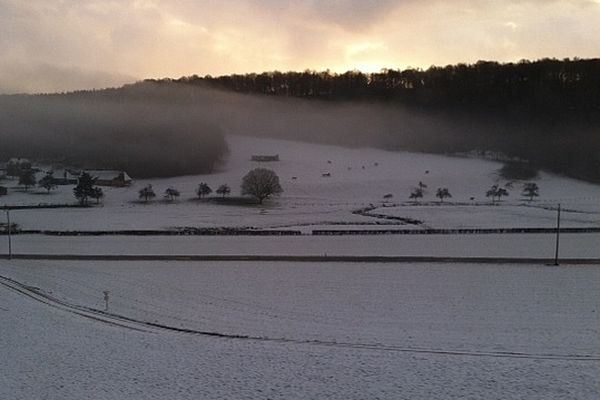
2 273 600 362
0 274 152 333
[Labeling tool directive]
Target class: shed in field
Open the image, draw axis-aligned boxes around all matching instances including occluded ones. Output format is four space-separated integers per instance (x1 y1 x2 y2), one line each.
251 155 280 162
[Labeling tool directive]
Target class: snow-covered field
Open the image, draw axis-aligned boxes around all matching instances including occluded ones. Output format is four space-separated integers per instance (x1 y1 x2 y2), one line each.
2 260 600 399
2 134 600 233
3 136 600 399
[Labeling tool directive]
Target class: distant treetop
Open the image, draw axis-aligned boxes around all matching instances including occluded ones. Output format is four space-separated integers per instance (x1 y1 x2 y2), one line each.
145 58 600 115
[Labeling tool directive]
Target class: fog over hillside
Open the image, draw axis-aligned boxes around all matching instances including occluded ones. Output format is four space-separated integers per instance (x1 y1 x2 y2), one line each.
0 88 228 178
1 79 598 181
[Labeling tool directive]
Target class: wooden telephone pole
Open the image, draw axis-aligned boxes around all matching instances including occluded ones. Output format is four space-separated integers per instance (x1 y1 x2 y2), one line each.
554 204 561 266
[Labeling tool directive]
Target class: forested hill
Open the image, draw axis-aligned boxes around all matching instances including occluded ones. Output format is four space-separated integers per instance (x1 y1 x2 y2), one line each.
151 58 600 118
3 58 600 181
142 58 600 182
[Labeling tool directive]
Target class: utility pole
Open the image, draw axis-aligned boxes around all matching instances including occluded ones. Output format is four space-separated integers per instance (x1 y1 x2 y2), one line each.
5 208 12 260
554 203 561 266
103 290 110 312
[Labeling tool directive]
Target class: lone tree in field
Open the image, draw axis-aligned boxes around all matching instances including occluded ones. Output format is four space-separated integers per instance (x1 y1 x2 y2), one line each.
90 187 104 204
241 168 283 204
522 182 539 202
409 187 424 203
418 181 428 192
138 184 156 202
435 187 452 203
19 169 36 191
196 183 212 198
486 184 509 204
38 173 57 193
216 184 231 198
164 187 180 201
74 172 98 205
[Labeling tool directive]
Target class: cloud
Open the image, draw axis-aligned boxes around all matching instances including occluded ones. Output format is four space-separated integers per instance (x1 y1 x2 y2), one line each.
0 0 599 93
0 62 135 94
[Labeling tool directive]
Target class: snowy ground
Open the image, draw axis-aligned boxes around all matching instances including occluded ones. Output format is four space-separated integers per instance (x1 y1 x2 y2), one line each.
2 135 600 233
3 136 600 398
2 260 600 399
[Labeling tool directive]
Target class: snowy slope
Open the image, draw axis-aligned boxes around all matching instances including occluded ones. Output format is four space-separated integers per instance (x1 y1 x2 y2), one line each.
2 260 600 399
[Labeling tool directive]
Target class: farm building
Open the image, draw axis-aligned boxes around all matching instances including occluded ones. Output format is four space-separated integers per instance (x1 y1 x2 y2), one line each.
53 169 80 185
85 170 133 187
251 154 280 162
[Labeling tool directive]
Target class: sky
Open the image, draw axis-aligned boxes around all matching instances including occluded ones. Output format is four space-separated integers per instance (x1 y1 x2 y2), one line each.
1 0 600 93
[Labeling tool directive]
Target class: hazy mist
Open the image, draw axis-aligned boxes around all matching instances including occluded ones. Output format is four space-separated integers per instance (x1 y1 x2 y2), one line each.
1 81 596 180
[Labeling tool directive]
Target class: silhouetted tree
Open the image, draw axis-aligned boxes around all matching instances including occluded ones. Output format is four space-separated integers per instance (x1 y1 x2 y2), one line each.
38 173 57 193
522 182 540 202
196 183 212 198
19 169 36 191
409 187 424 203
241 168 283 204
486 184 510 204
90 187 104 204
74 173 96 205
436 188 452 203
138 184 156 202
216 184 231 198
164 187 180 201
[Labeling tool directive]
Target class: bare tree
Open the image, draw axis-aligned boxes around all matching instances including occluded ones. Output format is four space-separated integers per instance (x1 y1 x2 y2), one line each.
436 187 452 203
138 184 156 202
39 173 57 193
216 184 231 198
196 182 212 198
90 187 104 204
241 168 283 204
409 187 424 203
19 169 36 191
522 182 539 202
74 172 97 205
486 184 509 204
164 187 180 201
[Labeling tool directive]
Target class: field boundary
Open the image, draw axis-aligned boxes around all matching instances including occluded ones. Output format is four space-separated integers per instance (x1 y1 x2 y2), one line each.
3 227 600 236
1 253 599 264
312 227 600 235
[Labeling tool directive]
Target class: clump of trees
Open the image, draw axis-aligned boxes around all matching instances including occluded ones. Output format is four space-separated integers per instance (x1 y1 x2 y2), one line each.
241 168 283 204
486 184 510 204
7 159 31 177
499 163 539 181
74 172 103 205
